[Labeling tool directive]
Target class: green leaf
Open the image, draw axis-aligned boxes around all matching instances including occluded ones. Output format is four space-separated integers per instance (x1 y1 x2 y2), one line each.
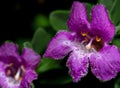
36 58 72 84
31 83 35 88
110 0 120 25
31 28 51 54
99 0 114 11
85 3 93 21
36 58 62 73
112 38 120 48
116 25 120 35
49 10 70 31
99 0 120 25
114 75 120 88
23 41 32 48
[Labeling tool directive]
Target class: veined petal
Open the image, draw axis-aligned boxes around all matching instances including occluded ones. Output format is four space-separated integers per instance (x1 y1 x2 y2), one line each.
68 1 89 33
91 4 115 42
0 42 21 65
66 49 89 82
20 70 37 88
21 48 41 70
43 30 75 60
90 44 120 81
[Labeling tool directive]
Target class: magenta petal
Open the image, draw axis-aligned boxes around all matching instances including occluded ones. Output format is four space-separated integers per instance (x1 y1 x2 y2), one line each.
90 45 120 81
0 42 21 64
20 70 37 88
91 4 115 42
43 30 74 60
21 48 41 70
68 1 89 33
66 50 89 82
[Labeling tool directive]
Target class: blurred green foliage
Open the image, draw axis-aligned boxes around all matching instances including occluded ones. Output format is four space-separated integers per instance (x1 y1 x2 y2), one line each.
114 75 120 88
33 14 50 29
36 58 62 73
31 27 51 54
116 25 120 35
49 10 70 31
99 0 120 25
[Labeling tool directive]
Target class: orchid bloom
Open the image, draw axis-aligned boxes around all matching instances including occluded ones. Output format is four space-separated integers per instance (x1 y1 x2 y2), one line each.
0 42 41 88
44 1 120 82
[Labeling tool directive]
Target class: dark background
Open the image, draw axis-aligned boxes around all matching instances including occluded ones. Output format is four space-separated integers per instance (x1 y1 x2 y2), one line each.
1 0 96 42
1 0 115 88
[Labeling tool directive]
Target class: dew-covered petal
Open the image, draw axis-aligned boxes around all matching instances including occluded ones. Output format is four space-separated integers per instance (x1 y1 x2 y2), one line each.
43 30 75 60
0 42 21 65
91 4 115 42
66 49 89 82
68 1 89 33
20 70 37 88
21 48 41 70
90 45 120 81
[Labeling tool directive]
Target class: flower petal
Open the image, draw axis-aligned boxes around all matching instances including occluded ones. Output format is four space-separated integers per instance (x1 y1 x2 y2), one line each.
20 70 37 88
0 62 20 88
0 42 21 65
0 62 7 88
90 45 120 81
43 30 75 59
21 48 41 70
91 4 115 42
68 1 89 33
66 50 89 82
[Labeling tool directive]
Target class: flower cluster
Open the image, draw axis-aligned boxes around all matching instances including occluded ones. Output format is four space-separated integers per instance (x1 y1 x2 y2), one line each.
0 1 120 87
0 42 40 88
44 1 120 82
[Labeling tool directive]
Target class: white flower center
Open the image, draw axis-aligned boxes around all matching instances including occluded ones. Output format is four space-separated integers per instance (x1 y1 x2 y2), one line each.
85 39 93 50
14 68 21 80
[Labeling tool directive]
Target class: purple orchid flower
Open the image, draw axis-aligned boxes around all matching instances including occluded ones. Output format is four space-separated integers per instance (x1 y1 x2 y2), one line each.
0 42 41 88
43 1 120 82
